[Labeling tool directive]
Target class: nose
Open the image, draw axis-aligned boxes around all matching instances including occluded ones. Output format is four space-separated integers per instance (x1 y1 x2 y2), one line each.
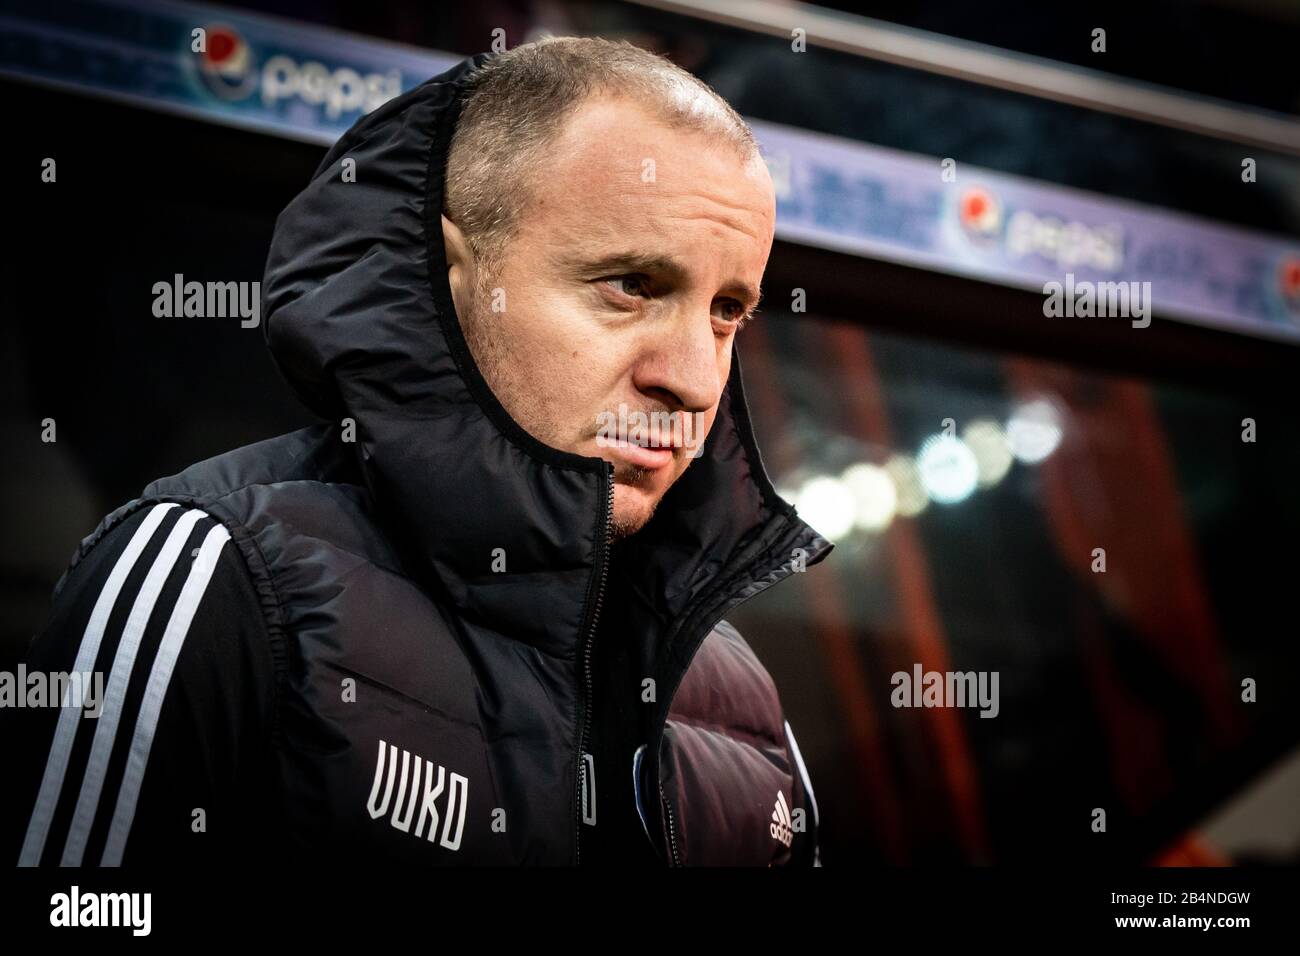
631 302 726 415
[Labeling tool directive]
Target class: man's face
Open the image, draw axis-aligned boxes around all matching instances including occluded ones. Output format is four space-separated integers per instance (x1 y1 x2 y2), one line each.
446 94 777 538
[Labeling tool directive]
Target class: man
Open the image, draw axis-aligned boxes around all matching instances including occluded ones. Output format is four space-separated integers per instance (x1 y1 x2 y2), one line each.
6 37 831 866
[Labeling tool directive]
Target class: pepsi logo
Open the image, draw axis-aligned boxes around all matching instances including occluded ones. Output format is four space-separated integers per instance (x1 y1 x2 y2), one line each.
197 24 258 101
958 186 1002 238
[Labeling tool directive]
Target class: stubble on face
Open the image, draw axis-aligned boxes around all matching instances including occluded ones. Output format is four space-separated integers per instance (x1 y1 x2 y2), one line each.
461 278 660 541
451 96 776 541
608 465 655 540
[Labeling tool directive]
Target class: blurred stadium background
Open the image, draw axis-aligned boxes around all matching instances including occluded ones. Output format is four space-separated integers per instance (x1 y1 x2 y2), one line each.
2 0 1298 865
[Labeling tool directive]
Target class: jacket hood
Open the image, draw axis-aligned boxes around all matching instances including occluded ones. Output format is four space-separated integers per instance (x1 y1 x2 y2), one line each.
260 52 831 676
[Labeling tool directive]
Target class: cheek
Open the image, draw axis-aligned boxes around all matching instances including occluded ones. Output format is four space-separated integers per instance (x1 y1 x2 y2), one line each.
717 335 735 372
497 284 627 418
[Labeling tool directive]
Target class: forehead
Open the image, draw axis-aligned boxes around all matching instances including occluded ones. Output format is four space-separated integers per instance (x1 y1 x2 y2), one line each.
519 95 776 267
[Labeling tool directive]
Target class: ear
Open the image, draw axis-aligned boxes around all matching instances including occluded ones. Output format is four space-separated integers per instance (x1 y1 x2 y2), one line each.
441 214 478 318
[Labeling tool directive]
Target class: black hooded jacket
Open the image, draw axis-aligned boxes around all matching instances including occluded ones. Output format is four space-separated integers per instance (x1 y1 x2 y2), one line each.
7 52 832 866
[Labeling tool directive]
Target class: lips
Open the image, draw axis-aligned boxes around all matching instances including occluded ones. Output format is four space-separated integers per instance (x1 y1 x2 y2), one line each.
605 437 675 471
593 405 698 471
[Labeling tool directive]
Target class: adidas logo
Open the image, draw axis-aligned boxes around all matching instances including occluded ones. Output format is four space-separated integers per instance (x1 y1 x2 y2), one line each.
770 791 793 847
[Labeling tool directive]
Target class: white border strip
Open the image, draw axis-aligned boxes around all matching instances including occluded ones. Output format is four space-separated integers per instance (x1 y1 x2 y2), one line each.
18 503 178 867
101 521 230 865
60 508 207 866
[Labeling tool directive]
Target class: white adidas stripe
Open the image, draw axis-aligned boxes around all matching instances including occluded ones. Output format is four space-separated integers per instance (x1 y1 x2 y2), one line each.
101 521 231 865
60 507 211 866
785 719 819 829
18 503 179 867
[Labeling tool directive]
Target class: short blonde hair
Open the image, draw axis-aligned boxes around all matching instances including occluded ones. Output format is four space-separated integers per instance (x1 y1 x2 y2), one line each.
445 35 760 273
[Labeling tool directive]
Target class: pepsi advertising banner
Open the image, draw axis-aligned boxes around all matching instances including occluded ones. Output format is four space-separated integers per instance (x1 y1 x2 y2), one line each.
2 0 1297 342
756 121 1300 343
0 0 456 143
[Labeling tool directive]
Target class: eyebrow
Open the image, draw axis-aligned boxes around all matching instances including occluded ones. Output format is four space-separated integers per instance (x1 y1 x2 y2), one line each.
565 250 763 310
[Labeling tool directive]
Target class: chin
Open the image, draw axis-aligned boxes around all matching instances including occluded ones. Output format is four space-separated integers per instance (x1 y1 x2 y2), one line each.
609 484 662 540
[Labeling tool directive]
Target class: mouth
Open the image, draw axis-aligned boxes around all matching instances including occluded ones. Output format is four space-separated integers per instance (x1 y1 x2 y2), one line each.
604 435 677 471
593 405 703 472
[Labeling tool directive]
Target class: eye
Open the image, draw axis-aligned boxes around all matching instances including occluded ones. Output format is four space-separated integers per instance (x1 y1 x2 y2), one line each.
715 300 754 329
603 275 652 299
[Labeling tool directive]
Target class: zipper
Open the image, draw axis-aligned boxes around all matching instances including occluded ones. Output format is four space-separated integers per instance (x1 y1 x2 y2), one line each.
659 783 682 866
573 462 614 866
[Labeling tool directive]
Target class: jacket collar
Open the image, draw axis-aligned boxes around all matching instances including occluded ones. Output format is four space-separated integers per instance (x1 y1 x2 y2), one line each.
261 53 831 666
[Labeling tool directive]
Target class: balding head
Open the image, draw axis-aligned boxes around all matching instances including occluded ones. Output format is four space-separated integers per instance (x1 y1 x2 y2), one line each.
445 35 763 277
